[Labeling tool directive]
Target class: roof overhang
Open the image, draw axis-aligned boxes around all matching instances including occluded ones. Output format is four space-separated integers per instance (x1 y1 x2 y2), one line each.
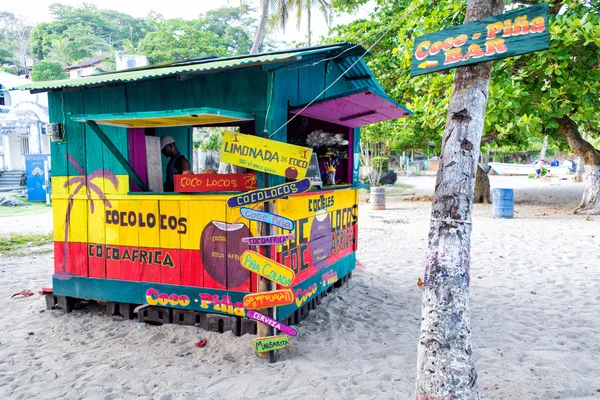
289 88 412 128
70 107 254 128
10 44 364 93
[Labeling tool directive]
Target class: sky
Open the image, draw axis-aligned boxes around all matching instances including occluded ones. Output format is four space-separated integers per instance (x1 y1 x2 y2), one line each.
3 0 374 46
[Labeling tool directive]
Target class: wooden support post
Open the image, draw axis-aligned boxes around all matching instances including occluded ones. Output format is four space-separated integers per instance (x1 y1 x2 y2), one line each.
256 200 277 363
86 120 150 191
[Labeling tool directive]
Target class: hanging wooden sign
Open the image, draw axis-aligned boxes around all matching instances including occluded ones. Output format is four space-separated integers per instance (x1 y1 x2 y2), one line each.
240 207 295 231
174 173 258 193
247 310 297 336
241 250 295 287
410 3 549 76
227 178 311 207
243 288 296 309
220 131 313 179
242 234 295 246
253 335 291 353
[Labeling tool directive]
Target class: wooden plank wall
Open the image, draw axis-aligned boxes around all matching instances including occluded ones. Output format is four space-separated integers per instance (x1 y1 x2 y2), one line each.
270 60 360 185
48 61 361 294
48 66 269 292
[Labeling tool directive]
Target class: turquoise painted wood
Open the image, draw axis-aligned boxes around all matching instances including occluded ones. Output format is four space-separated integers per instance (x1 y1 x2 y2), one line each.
65 90 86 177
53 275 142 304
82 90 104 180
297 63 326 105
146 80 165 112
325 62 355 97
125 82 146 113
86 121 149 191
276 252 356 321
47 91 68 177
48 58 355 185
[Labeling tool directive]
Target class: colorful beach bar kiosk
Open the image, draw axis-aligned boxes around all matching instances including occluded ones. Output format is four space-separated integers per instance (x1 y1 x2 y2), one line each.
15 43 411 333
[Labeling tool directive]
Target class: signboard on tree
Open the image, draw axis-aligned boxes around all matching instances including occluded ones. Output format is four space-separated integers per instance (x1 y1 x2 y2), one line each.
410 3 549 76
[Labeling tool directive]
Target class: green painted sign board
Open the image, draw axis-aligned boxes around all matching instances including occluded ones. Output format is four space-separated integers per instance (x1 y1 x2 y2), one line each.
252 335 291 353
410 3 549 77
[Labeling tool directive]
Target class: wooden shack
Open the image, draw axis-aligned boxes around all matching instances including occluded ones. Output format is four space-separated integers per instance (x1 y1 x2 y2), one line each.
15 43 412 330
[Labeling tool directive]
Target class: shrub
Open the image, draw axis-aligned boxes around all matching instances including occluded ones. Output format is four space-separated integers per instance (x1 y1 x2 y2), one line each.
30 61 67 82
371 156 390 173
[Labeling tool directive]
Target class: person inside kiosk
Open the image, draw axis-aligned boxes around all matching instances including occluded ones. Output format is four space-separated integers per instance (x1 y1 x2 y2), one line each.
160 135 192 192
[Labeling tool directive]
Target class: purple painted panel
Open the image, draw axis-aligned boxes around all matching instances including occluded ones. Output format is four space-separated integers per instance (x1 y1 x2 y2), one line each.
290 90 411 128
247 310 297 336
128 128 148 192
347 128 354 184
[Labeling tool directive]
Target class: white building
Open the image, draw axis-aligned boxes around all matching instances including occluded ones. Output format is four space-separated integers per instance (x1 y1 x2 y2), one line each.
115 52 148 71
65 53 149 80
0 72 50 171
64 54 112 79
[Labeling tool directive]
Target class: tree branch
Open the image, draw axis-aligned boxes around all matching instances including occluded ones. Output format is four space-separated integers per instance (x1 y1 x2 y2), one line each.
555 116 600 164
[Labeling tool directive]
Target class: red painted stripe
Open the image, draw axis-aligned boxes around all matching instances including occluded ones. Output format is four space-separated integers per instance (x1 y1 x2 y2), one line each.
180 249 203 287
54 242 89 277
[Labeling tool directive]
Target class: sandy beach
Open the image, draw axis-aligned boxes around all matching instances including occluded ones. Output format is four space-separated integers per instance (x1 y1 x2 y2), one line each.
0 176 599 399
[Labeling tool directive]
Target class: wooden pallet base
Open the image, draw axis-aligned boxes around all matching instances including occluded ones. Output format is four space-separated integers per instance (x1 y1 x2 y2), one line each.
44 271 353 335
107 302 137 319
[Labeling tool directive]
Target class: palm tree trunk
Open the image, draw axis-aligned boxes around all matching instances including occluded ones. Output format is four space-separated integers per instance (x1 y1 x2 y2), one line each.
307 5 312 46
415 0 504 398
251 0 270 54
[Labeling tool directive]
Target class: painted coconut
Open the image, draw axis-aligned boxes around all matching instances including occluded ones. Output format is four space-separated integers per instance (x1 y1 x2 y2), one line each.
309 209 332 270
200 221 251 288
285 167 298 179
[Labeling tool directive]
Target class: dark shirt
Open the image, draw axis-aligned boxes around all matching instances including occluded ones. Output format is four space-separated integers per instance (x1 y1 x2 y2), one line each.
164 152 184 192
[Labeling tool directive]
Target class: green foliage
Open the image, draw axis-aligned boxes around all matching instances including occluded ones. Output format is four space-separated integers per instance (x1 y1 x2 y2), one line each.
331 0 600 155
30 61 68 81
0 12 32 74
371 156 390 173
29 3 154 62
0 48 13 66
194 128 227 152
138 7 256 64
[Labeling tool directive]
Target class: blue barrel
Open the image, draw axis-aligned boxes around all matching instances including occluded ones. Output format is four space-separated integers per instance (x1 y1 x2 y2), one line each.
492 188 514 218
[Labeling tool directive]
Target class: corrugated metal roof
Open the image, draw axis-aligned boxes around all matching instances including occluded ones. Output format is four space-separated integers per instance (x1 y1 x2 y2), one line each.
336 56 387 94
11 44 357 93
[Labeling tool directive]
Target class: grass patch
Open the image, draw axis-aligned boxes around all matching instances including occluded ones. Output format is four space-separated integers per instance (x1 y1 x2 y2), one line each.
0 233 53 255
0 201 52 217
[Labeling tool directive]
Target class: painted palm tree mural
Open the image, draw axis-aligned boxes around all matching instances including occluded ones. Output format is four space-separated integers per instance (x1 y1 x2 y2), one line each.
61 154 119 272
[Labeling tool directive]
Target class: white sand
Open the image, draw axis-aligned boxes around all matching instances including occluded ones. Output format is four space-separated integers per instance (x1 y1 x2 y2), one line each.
0 177 599 399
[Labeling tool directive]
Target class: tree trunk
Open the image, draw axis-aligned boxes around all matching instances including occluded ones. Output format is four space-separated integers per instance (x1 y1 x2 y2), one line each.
574 133 587 183
555 116 600 214
307 6 312 46
473 165 490 204
535 136 548 178
251 0 270 54
415 0 504 398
